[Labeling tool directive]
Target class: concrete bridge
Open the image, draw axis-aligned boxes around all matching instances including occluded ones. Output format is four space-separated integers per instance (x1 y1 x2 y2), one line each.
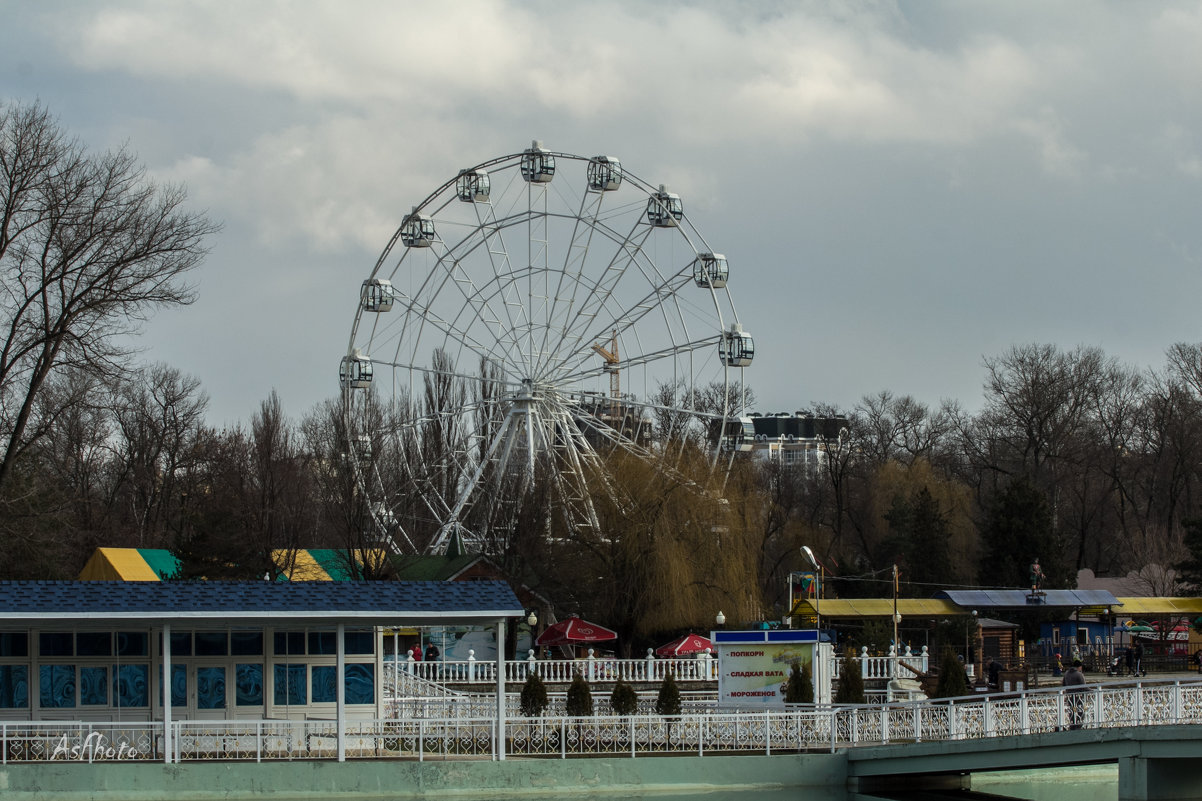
848 723 1202 801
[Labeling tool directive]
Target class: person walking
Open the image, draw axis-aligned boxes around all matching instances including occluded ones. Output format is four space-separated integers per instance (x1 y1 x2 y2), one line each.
1123 645 1134 677
1062 658 1087 730
1133 641 1144 677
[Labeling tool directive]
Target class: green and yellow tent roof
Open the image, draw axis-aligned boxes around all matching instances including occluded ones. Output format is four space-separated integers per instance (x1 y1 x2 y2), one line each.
79 547 389 582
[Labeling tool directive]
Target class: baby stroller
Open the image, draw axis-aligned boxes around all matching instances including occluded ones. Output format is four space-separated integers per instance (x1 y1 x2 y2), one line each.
1106 655 1122 676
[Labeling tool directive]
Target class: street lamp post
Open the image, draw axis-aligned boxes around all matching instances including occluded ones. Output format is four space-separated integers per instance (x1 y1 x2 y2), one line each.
801 546 823 633
892 564 901 677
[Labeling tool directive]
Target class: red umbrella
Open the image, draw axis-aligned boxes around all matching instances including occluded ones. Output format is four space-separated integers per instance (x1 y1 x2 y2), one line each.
655 633 713 657
535 616 617 647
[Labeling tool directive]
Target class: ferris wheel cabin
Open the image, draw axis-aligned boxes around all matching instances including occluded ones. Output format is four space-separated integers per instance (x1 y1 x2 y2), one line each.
587 156 623 191
456 169 491 202
694 253 729 289
521 140 556 183
723 417 757 452
339 352 373 389
360 279 394 312
646 185 683 227
719 323 755 367
400 208 436 248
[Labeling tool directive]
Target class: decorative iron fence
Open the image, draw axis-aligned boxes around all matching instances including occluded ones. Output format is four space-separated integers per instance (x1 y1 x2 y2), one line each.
4 678 1199 764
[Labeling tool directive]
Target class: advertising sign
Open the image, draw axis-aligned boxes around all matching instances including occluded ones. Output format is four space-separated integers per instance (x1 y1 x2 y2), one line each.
713 630 818 706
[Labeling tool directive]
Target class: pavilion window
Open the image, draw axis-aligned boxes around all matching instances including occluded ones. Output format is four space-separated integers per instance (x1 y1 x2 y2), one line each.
309 631 337 655
274 664 306 705
161 664 187 707
345 664 375 704
0 665 28 708
231 631 264 656
115 665 149 708
117 631 147 657
0 632 28 657
194 631 229 656
169 631 193 656
39 632 72 657
274 631 305 656
344 629 374 654
311 665 337 703
39 664 76 708
196 666 226 709
80 666 109 705
235 663 264 706
76 632 112 656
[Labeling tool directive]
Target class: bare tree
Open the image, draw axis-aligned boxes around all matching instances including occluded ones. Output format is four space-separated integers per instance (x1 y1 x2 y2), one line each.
0 101 218 496
108 363 208 547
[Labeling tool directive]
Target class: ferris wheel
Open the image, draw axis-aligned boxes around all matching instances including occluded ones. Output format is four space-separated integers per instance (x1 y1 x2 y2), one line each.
341 142 755 555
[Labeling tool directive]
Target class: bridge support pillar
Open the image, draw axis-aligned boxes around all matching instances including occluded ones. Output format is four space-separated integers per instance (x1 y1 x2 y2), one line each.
1120 757 1202 801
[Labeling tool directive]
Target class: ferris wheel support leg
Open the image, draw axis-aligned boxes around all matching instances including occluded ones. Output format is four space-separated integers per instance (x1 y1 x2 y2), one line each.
429 412 517 554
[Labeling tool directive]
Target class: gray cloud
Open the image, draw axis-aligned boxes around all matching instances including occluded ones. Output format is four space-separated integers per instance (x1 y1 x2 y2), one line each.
3 0 1202 425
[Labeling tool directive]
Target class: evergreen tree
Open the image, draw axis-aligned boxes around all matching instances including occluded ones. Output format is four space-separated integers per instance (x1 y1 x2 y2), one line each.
904 487 953 590
833 654 866 704
519 671 549 717
785 661 814 704
565 671 593 717
610 678 639 716
932 647 970 699
655 671 682 717
978 476 1061 589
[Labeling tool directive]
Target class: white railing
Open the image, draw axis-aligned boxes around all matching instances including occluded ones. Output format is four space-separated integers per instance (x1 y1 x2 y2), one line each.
387 689 717 720
5 678 1200 763
831 646 930 680
389 650 719 685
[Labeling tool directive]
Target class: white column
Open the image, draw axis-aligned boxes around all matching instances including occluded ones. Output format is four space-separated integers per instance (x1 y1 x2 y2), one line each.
495 619 507 761
162 623 172 764
336 623 345 762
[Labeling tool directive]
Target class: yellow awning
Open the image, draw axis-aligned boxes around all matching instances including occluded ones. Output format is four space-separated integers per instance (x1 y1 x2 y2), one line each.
1114 597 1202 616
790 598 963 619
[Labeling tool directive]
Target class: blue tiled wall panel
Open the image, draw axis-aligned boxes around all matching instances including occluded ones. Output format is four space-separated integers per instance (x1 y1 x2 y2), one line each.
115 664 148 708
235 663 263 706
345 663 374 705
197 666 225 709
39 664 75 708
80 666 108 705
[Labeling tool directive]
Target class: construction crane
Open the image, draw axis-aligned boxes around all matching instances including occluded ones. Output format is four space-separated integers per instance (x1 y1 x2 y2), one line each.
590 330 620 421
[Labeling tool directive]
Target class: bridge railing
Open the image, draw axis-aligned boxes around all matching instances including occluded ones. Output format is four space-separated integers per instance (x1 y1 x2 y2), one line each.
832 677 1202 746
5 678 1198 764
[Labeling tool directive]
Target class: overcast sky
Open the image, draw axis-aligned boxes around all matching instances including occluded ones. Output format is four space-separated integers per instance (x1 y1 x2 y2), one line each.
3 1 1202 427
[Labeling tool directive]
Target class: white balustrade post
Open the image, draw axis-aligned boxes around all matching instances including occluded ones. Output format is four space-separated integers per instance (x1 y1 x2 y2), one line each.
888 645 897 679
468 650 476 682
526 649 537 679
407 652 415 674
860 646 869 679
703 648 714 681
588 648 596 682
920 645 929 673
646 649 655 682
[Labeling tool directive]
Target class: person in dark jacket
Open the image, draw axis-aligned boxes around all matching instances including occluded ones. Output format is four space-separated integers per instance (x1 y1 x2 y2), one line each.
1062 659 1087 729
